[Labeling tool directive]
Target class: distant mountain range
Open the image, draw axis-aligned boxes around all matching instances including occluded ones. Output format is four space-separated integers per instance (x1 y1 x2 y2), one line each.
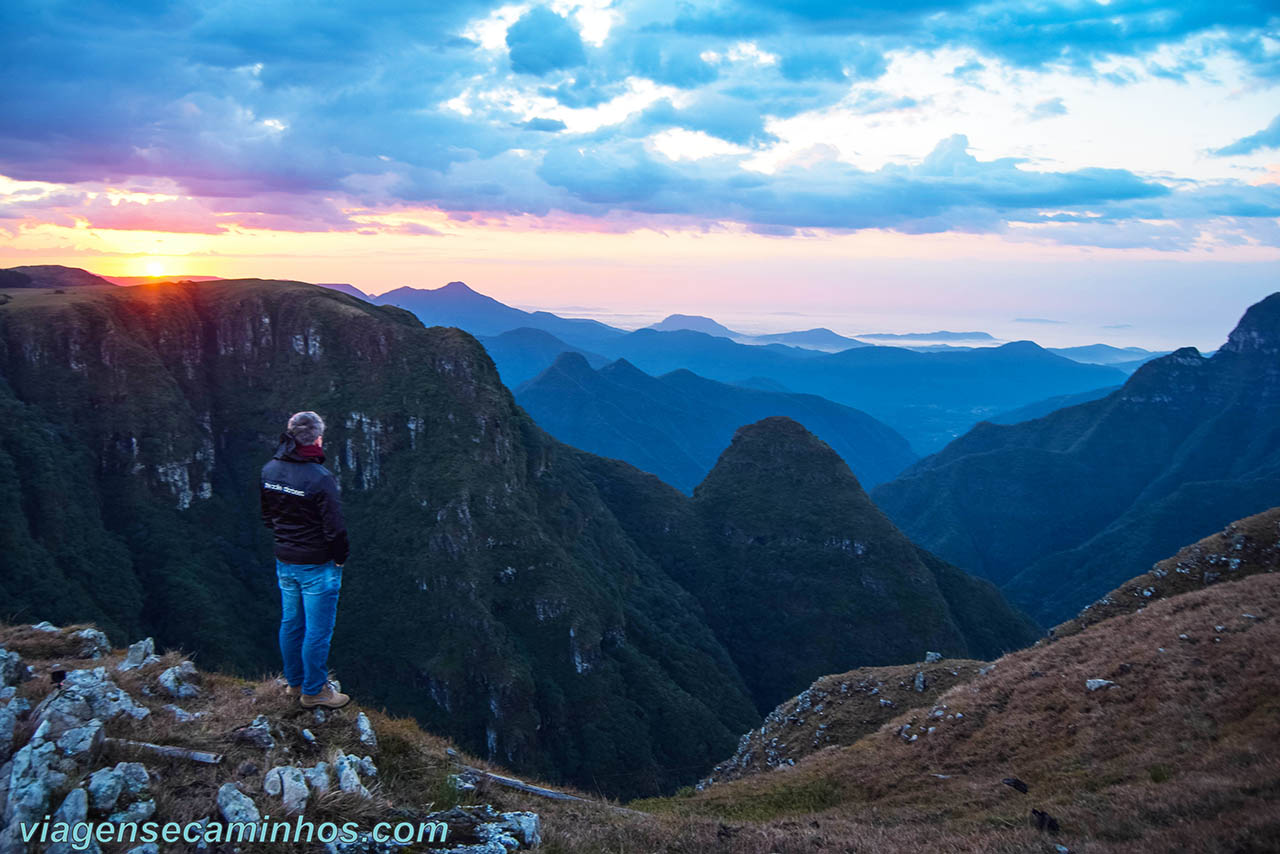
359 282 1135 451
858 330 996 342
0 271 1159 451
873 291 1280 626
515 352 917 492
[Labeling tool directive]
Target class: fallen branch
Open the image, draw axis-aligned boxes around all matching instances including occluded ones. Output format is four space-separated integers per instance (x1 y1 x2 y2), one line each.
103 737 223 765
458 765 645 816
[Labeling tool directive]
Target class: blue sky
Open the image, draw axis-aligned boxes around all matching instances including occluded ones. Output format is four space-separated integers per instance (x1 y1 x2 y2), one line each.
0 0 1278 346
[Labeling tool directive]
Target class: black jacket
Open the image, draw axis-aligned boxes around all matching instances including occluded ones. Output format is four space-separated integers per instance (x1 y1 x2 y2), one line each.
260 434 350 565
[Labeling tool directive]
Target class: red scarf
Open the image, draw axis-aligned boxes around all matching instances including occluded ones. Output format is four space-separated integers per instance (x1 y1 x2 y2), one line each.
295 443 324 460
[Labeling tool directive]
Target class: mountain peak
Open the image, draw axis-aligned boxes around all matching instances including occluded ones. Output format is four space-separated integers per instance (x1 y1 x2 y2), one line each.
1220 291 1280 357
547 349 596 377
698 416 861 497
438 280 476 294
648 314 738 337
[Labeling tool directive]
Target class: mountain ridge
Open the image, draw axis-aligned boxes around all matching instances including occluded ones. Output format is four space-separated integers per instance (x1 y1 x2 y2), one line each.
873 291 1280 626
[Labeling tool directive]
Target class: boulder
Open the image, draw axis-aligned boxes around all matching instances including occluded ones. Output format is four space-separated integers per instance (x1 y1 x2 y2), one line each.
88 766 125 814
0 649 28 688
0 707 14 764
3 737 66 831
54 719 103 762
924 651 943 663
1085 679 1115 692
47 786 102 854
117 638 160 672
109 798 156 824
34 668 149 731
157 661 199 699
116 762 150 798
216 782 260 824
73 629 111 660
30 622 59 633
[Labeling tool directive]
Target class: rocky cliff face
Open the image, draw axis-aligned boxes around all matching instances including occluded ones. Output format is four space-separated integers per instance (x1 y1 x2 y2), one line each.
0 281 757 798
873 291 1280 626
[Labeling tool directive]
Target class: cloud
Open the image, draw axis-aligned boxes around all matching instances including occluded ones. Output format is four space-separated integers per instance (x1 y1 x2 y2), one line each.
1014 317 1066 324
0 0 1276 252
1103 323 1134 329
506 6 586 75
1212 113 1280 156
517 118 569 132
1029 97 1067 121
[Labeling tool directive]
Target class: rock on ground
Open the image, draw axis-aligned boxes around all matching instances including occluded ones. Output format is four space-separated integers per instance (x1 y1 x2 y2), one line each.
217 782 261 824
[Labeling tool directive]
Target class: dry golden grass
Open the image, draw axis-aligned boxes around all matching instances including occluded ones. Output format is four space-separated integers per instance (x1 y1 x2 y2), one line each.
632 571 1280 853
702 658 989 787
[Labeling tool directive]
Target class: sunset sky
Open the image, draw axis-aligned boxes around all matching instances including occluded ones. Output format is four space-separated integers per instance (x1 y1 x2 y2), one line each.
2 0 1278 348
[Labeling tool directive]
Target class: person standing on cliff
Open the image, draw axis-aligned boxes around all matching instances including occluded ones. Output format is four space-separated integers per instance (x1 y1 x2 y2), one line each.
260 410 351 709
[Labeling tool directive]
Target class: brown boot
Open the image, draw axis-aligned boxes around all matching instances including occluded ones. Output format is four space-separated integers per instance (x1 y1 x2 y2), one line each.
300 683 350 709
285 685 300 697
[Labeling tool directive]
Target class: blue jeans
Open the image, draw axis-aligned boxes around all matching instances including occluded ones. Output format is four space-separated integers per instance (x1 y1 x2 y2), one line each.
276 559 342 695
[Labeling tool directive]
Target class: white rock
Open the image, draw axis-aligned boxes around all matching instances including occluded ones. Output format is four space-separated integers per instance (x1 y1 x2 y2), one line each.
55 719 103 760
498 811 541 847
0 707 14 764
4 739 65 830
0 649 28 688
240 714 276 749
109 798 155 824
73 629 111 660
30 622 60 633
47 787 101 854
115 762 150 798
356 712 378 749
158 661 199 698
264 766 285 797
304 762 331 794
37 667 149 731
117 638 160 672
88 766 125 813
1085 679 1115 691
162 704 197 722
357 755 378 778
217 782 260 824
333 751 371 798
924 651 942 663
279 766 309 814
